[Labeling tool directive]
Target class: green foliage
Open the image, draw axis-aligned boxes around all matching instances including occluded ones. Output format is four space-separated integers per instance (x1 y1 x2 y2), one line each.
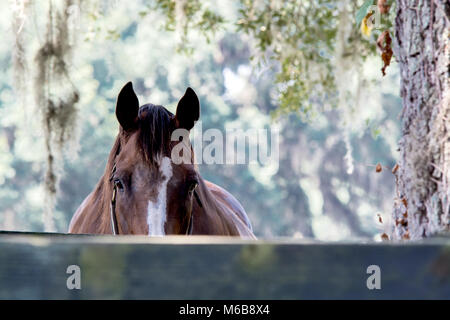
144 0 225 53
91 0 384 118
234 0 379 118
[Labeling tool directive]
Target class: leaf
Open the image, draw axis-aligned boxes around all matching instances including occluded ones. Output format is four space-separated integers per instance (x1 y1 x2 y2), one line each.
356 0 374 26
375 163 382 172
392 163 399 174
371 126 381 139
377 213 383 223
361 12 374 37
377 30 393 76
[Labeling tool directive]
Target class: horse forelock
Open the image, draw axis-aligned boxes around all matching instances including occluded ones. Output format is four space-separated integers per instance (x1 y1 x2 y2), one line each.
137 104 174 166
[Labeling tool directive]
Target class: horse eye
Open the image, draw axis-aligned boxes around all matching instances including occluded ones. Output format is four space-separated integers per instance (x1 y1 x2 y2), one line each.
114 179 124 191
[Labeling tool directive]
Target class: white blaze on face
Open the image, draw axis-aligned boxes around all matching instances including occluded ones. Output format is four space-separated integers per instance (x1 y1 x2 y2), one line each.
147 157 173 236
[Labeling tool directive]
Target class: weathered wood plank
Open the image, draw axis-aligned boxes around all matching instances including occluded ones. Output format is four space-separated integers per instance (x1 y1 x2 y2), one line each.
0 232 449 299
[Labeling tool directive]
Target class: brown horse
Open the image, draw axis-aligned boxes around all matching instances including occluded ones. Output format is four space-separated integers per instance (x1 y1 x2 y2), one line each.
69 82 255 238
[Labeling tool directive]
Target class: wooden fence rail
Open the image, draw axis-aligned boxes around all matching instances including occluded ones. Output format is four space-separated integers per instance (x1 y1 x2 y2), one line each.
0 231 449 299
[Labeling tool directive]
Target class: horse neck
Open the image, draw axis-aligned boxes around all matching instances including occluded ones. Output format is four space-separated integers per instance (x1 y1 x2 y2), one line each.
90 138 120 234
194 177 241 236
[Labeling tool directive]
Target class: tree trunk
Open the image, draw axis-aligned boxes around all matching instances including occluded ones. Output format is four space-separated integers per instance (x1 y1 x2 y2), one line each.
393 0 450 239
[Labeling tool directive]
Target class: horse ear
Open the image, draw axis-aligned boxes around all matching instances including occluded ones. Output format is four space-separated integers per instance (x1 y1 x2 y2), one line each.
175 87 200 131
116 82 139 131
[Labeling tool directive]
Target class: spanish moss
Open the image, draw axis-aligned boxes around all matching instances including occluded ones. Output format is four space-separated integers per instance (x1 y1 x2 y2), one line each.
11 0 30 103
34 0 80 231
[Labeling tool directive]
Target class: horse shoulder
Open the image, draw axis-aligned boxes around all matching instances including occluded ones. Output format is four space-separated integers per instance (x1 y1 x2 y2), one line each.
68 192 94 233
204 180 254 237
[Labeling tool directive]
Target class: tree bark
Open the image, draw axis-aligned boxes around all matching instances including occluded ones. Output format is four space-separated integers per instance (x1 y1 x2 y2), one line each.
393 0 450 239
